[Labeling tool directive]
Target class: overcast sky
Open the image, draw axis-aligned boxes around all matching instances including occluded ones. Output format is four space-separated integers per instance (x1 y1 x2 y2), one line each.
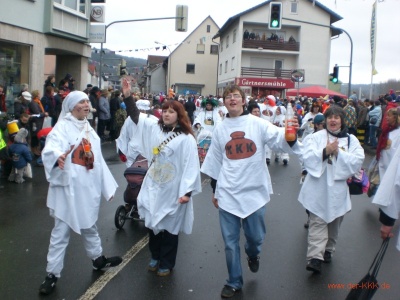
92 0 400 85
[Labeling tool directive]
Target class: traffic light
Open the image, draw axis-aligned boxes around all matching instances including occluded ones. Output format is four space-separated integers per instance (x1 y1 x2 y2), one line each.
269 2 282 30
175 5 188 32
330 65 339 84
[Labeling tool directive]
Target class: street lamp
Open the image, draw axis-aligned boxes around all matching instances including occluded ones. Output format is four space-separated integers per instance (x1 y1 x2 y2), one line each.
155 41 172 94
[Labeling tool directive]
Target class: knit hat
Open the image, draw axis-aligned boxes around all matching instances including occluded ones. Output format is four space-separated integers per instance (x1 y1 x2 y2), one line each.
313 114 325 125
14 128 28 143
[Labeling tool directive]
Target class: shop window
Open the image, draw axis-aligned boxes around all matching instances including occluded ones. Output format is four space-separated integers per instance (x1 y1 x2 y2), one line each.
0 41 30 114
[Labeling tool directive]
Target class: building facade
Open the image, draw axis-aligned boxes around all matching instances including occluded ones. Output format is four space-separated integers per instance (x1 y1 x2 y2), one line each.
214 0 342 99
0 0 92 113
168 16 220 97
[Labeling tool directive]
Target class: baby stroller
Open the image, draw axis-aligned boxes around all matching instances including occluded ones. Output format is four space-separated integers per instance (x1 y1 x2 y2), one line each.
197 129 212 165
114 155 148 229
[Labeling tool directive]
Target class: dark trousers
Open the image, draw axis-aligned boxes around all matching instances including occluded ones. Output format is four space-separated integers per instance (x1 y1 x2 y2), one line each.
97 119 109 138
149 229 179 270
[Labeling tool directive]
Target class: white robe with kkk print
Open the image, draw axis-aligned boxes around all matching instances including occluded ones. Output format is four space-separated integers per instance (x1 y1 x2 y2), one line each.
299 130 364 223
42 114 118 234
132 115 202 235
201 113 300 218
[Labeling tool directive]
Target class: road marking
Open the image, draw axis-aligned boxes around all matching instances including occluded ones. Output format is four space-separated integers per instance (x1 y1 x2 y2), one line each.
78 235 149 300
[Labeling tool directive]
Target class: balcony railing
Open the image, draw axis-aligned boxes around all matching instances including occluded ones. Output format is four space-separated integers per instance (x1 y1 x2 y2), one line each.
242 40 300 52
241 67 293 79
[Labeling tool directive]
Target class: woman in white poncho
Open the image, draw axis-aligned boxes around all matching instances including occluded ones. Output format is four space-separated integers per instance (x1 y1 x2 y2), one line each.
122 78 201 277
299 105 364 274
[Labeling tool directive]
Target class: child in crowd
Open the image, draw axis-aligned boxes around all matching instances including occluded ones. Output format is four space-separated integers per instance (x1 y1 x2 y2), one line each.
8 128 32 183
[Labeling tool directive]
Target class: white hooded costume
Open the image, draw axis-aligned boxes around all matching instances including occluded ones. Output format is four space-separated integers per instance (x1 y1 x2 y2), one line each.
42 91 118 234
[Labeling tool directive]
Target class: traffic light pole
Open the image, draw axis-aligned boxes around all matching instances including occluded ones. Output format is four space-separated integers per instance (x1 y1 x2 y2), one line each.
331 26 353 98
98 16 183 88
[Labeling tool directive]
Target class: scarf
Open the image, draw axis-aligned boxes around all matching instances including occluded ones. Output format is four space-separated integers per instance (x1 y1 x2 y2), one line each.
326 127 348 138
33 97 45 113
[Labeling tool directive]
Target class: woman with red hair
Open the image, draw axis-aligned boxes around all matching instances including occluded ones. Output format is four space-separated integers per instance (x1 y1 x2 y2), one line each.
122 78 201 277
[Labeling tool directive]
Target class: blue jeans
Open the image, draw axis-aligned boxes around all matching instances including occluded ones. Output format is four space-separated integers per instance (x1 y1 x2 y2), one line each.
219 205 266 289
369 125 378 147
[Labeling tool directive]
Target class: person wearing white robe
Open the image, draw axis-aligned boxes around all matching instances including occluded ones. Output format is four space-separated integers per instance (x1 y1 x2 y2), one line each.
300 102 323 141
122 78 201 277
201 85 300 298
259 95 277 164
116 113 158 167
39 91 120 295
193 99 222 138
272 105 290 165
377 108 400 179
372 136 400 251
299 105 364 274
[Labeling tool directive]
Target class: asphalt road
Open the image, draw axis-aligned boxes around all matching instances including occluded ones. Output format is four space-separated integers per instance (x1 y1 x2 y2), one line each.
0 141 399 300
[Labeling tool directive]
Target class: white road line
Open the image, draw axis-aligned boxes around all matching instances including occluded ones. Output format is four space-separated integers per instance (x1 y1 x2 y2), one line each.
78 235 149 300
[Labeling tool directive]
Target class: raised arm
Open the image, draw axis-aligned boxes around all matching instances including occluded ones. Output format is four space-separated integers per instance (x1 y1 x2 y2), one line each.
122 77 139 124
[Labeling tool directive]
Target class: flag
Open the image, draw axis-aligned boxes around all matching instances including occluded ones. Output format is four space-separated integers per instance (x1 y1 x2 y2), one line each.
370 0 378 75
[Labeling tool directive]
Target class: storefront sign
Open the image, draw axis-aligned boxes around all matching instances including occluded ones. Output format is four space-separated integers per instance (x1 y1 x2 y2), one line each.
235 77 295 89
89 25 106 43
90 5 105 23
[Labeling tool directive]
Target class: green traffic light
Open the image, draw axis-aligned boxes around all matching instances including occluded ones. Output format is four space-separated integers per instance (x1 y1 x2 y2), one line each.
332 78 338 83
271 20 279 27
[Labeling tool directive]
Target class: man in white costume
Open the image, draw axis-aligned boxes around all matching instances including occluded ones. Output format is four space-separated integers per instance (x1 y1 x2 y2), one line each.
39 91 121 295
299 105 364 274
122 78 201 277
258 95 277 164
201 85 300 298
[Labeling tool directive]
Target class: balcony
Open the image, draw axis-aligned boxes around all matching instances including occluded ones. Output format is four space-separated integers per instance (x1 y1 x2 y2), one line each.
241 67 293 79
242 40 300 52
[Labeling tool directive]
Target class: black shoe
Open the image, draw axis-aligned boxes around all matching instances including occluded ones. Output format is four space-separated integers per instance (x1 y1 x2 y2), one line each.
323 251 332 263
306 259 322 273
93 255 122 270
304 219 310 229
283 159 288 165
247 256 260 273
266 158 270 165
275 157 279 162
221 285 241 298
39 273 57 295
302 170 308 176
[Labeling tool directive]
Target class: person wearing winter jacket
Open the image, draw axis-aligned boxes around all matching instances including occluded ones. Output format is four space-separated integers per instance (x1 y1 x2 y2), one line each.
8 128 32 183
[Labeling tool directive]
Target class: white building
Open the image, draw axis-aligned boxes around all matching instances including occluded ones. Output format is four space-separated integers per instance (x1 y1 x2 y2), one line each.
167 16 220 97
214 0 342 99
0 0 92 113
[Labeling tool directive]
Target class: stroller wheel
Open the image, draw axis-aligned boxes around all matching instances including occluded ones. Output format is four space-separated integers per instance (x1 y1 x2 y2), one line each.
115 205 127 229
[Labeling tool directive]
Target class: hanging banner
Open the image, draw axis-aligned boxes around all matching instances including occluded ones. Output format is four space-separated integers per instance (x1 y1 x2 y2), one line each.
370 0 378 76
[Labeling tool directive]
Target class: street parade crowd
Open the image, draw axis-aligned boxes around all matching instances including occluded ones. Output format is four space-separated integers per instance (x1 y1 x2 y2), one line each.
0 77 399 298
